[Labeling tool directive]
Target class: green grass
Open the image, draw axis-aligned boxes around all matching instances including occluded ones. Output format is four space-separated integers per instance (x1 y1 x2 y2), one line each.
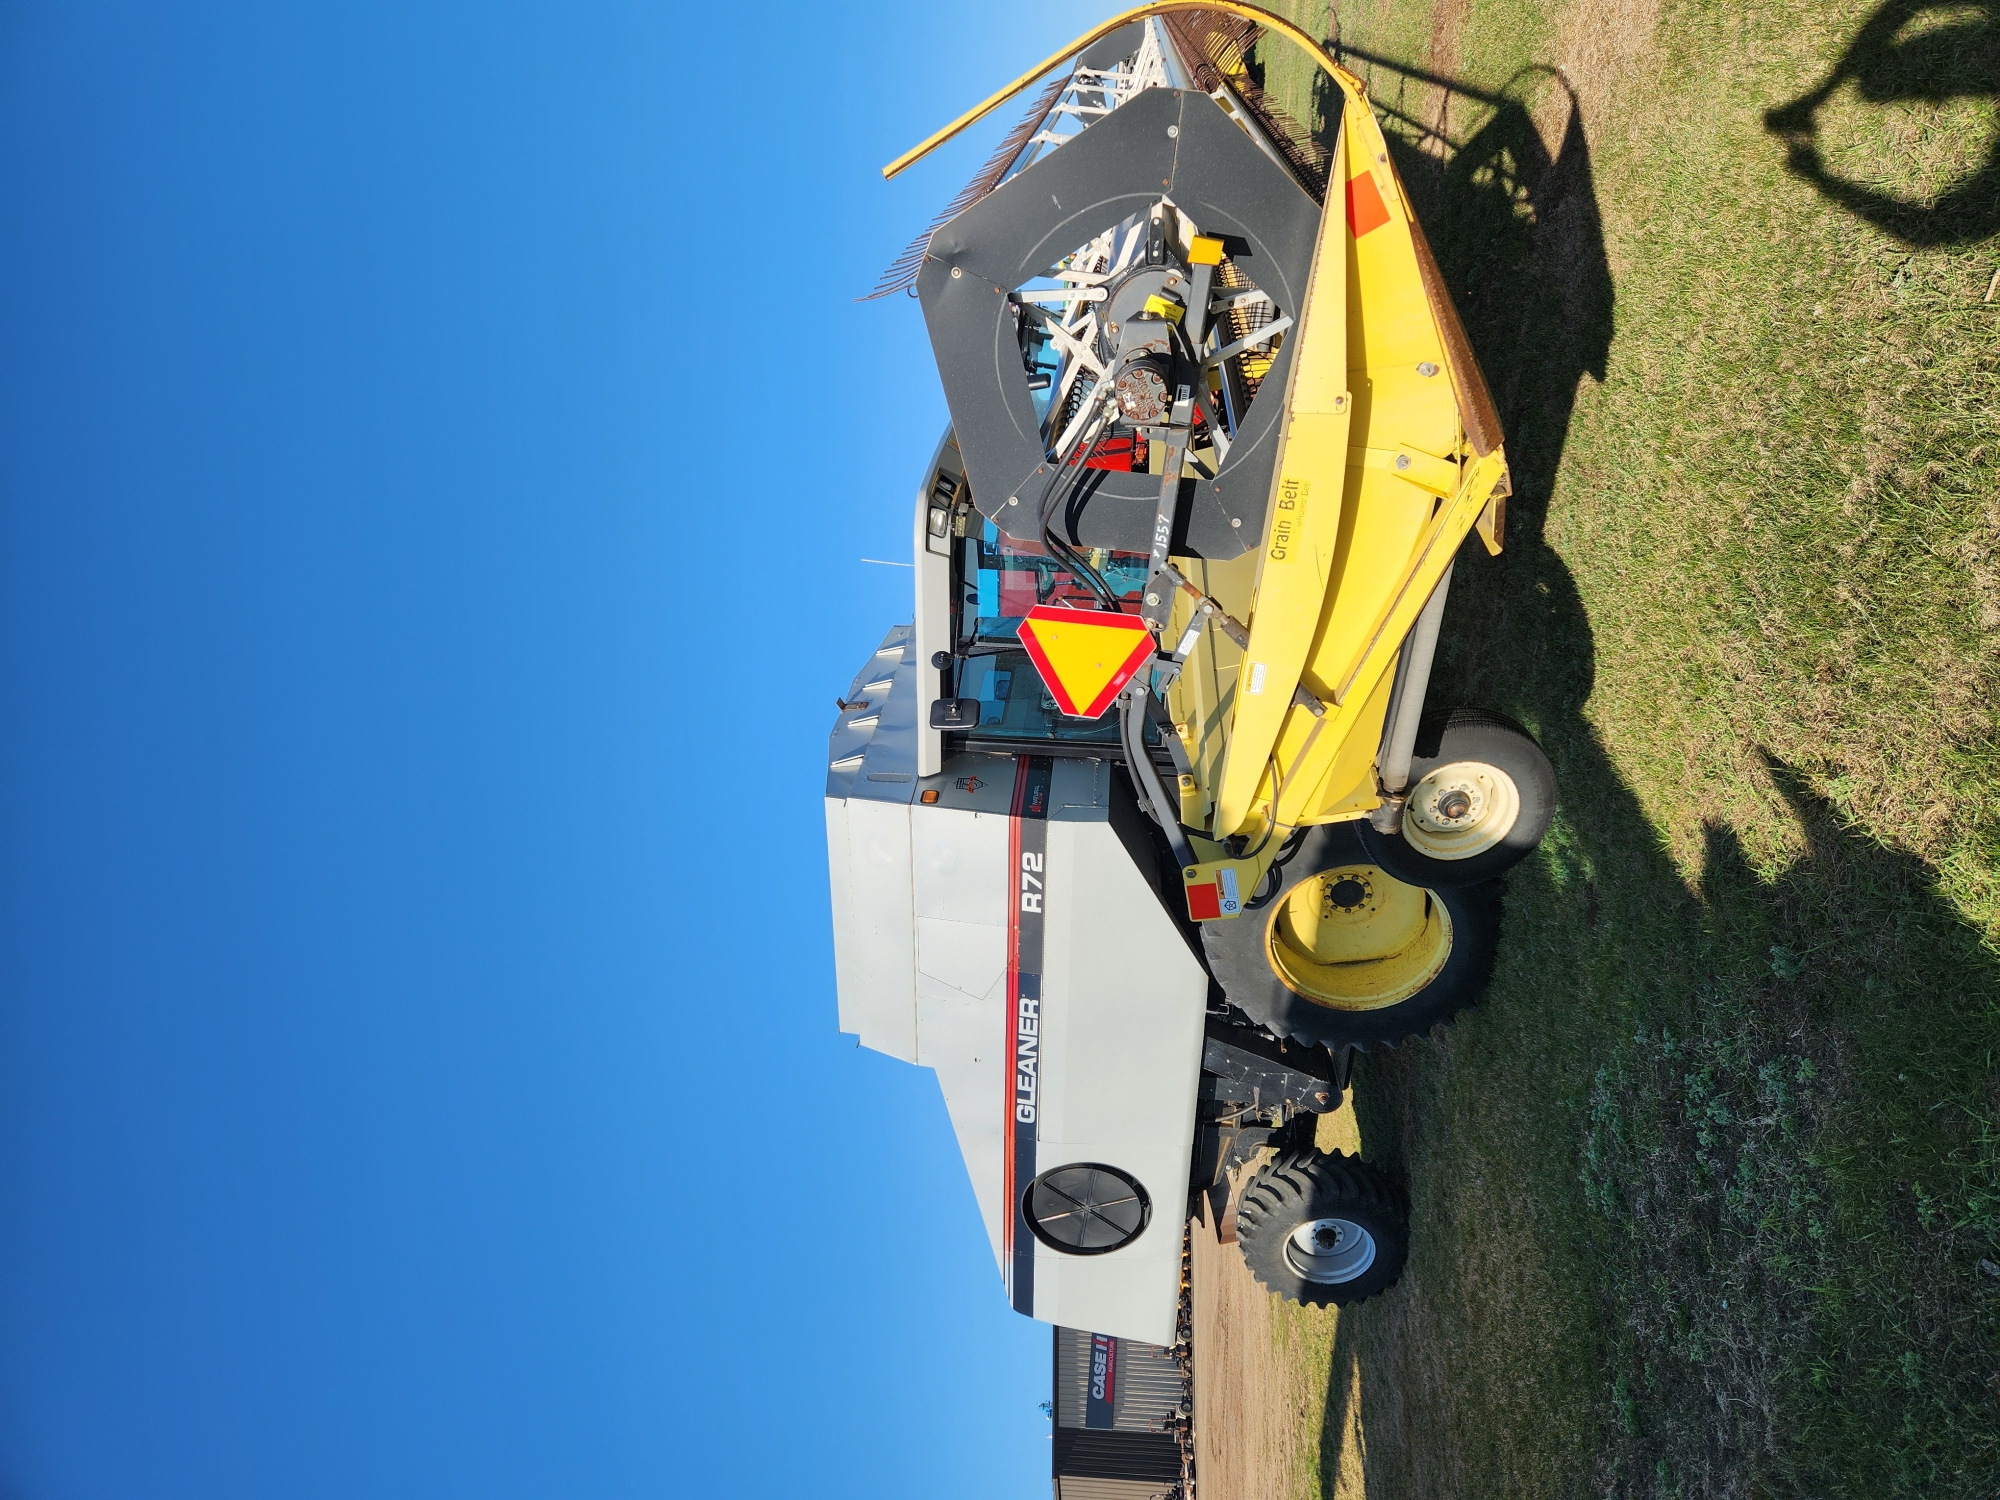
1239 0 2000 1493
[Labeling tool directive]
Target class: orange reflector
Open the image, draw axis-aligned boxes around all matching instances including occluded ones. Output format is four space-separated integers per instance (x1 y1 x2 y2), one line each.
1015 605 1155 720
920 789 939 804
1346 171 1390 238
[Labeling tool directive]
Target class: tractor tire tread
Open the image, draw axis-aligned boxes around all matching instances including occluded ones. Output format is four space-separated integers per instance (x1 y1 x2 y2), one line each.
1202 821 1502 1051
1234 1149 1410 1308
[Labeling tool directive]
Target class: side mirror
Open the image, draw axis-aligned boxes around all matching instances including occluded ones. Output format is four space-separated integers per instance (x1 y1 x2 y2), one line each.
929 698 980 730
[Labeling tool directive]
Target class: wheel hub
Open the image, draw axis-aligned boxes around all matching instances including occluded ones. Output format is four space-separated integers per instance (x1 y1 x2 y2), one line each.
1285 1215 1377 1283
1323 874 1372 914
1421 780 1483 828
1265 863 1454 1012
1403 761 1523 859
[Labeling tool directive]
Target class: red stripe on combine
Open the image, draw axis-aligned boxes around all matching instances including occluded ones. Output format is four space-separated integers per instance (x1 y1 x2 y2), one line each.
1002 758 1026 1294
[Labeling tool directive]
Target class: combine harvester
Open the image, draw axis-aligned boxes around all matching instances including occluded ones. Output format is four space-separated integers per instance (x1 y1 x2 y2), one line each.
825 4 1555 1345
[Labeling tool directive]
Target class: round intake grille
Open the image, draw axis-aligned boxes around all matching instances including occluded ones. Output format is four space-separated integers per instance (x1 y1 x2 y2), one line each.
1023 1163 1152 1255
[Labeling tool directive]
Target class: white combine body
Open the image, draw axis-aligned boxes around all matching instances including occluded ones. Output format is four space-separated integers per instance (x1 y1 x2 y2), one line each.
828 648 1209 1344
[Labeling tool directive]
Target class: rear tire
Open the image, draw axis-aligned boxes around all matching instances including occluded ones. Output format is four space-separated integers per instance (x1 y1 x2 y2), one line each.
1359 707 1556 888
1235 1149 1408 1306
1201 822 1500 1050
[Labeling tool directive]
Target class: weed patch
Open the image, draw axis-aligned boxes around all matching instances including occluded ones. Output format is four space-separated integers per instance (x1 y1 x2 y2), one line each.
1582 1017 1840 1497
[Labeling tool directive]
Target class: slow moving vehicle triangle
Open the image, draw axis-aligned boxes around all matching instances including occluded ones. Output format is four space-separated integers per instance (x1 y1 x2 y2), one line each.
1015 605 1155 719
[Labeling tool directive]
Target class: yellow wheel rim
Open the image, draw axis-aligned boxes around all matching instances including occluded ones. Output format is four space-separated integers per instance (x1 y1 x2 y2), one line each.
1265 864 1453 1011
1403 761 1521 860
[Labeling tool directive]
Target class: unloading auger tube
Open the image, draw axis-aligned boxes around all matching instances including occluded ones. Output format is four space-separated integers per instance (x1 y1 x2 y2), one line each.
822 8 1564 1351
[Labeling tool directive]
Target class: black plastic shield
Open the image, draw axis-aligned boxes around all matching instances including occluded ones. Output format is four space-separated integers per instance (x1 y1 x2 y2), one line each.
915 88 1321 560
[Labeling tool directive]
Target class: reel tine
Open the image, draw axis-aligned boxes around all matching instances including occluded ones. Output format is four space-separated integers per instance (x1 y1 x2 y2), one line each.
858 68 1073 302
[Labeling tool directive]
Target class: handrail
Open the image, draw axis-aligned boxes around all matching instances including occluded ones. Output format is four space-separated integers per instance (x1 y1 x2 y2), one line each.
881 1 1364 180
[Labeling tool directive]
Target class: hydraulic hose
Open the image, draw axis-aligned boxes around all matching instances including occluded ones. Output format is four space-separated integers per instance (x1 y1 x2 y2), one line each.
1121 683 1197 871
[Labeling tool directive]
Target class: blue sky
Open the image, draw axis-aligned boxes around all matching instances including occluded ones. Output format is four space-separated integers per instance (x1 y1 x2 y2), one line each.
0 2 1124 1494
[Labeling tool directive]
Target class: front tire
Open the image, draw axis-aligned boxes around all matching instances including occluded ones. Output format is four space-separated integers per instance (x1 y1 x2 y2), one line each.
1201 822 1500 1049
1235 1149 1409 1306
1359 707 1557 888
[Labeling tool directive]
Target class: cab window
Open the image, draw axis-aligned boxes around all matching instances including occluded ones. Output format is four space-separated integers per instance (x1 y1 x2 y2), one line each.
952 518 1158 749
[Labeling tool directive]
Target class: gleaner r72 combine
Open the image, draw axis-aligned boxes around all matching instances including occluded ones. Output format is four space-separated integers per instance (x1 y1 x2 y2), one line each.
825 5 1557 1345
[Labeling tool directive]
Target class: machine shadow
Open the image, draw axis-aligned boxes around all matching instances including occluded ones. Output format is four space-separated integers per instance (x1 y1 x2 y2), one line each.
1296 52 1649 1490
1320 47 1614 727
1764 0 2000 248
1285 50 1998 1494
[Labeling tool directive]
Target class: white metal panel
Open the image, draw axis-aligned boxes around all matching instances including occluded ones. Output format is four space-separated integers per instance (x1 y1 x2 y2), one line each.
916 916 1006 1003
917 984 1007 1268
1037 819 1206 1142
824 798 857 1014
834 798 918 1062
912 799 1013 1270
912 432 954 779
1032 817 1208 1347
1039 1245 1179 1348
912 805 1010 927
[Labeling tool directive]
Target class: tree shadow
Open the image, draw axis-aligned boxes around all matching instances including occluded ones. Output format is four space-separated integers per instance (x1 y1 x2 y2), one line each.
1764 0 2000 248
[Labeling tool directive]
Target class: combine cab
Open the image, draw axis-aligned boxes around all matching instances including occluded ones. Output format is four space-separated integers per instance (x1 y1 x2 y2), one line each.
825 5 1556 1345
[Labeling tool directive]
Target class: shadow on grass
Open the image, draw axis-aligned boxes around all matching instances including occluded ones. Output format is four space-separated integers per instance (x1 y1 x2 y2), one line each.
1558 759 2000 1497
1764 0 2000 248
1302 47 1641 1493
1279 41 2000 1500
